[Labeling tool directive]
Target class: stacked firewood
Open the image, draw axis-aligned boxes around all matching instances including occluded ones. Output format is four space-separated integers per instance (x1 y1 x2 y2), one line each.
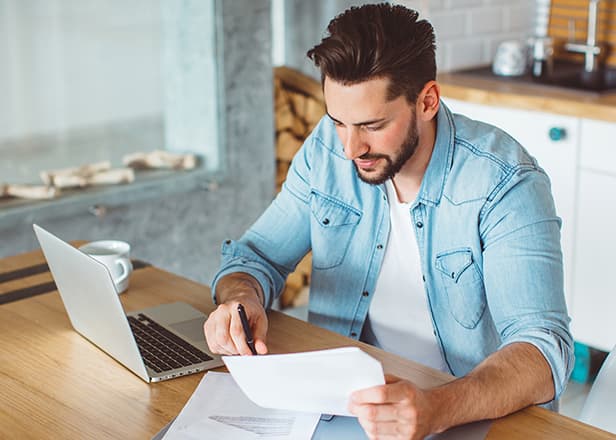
274 66 326 309
274 66 326 191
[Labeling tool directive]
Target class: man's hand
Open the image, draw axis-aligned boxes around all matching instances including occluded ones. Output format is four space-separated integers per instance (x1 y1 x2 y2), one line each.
348 342 555 439
204 273 269 356
349 375 437 440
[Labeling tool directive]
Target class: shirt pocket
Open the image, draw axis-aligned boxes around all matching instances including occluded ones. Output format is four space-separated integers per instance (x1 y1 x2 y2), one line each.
435 248 486 329
310 191 361 269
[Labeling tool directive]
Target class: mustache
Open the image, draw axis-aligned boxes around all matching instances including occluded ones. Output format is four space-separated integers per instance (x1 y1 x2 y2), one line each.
357 153 389 161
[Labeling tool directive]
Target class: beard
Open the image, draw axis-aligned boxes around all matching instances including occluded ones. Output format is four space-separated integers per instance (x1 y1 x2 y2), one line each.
353 112 419 186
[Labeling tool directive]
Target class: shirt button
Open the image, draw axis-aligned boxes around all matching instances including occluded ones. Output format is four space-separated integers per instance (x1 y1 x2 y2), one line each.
376 244 383 250
351 332 357 337
416 221 424 228
322 218 330 225
362 291 369 297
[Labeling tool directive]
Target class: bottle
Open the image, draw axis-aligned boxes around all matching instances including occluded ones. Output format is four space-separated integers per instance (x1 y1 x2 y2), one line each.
529 36 554 79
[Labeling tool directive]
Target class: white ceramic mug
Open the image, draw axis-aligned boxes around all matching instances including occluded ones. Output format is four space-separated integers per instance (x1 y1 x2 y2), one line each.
492 40 528 76
79 240 133 293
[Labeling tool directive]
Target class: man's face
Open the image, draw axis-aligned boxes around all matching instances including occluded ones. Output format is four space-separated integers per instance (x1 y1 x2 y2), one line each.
324 76 419 185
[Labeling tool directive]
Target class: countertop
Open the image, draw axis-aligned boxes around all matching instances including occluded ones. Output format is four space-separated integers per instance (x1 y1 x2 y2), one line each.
438 68 616 123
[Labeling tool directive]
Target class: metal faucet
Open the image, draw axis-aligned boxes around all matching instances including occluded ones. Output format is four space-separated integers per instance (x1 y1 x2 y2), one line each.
564 0 603 72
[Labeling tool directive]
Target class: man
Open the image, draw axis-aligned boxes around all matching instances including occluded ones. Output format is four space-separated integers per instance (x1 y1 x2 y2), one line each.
204 4 573 439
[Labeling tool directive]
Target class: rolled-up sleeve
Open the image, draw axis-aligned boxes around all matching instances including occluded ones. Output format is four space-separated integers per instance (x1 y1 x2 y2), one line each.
480 166 574 400
211 133 317 308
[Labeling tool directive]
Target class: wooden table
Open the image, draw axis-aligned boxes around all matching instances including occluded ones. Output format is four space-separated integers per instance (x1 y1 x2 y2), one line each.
1 247 614 439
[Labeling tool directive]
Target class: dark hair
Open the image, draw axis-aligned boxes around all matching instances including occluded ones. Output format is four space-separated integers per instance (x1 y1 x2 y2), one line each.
306 3 436 103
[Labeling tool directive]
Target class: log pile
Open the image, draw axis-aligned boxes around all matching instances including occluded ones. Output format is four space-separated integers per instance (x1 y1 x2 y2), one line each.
274 66 326 191
123 150 197 170
0 183 58 200
274 66 326 309
1 151 197 201
40 161 134 189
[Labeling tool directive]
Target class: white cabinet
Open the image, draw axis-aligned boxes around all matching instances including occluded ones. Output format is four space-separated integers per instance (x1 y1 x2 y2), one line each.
571 119 616 351
445 98 579 308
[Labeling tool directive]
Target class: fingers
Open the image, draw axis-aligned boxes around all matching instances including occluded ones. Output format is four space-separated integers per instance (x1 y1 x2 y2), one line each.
349 379 431 440
350 400 416 422
229 311 254 356
357 418 414 439
252 313 269 355
204 306 234 355
350 398 418 440
254 338 269 355
351 377 412 405
204 300 268 356
204 304 247 355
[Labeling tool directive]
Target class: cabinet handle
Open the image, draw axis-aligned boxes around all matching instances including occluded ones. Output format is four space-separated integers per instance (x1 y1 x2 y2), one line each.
548 127 567 141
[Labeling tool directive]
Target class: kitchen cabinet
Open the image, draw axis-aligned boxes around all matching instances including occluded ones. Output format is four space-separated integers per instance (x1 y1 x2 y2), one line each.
444 98 579 309
571 118 616 352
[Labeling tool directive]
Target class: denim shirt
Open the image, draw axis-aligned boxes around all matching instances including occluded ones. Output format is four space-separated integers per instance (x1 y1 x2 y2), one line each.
212 101 574 400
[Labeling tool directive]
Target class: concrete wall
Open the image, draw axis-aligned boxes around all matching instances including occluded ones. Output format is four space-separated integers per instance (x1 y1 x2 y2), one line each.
1 0 274 287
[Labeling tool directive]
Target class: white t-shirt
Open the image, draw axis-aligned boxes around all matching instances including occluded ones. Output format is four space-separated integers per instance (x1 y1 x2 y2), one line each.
362 179 448 372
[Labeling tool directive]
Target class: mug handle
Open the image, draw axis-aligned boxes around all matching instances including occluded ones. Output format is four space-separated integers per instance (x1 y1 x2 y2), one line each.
114 257 134 285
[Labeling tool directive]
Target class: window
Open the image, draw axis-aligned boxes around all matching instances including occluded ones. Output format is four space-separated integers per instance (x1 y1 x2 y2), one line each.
0 0 220 193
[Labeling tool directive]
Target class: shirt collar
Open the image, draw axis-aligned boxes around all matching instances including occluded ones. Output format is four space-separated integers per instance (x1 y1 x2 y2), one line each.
417 99 455 206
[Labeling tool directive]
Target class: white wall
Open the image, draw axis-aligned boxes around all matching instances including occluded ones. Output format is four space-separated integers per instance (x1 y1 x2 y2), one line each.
0 0 163 143
275 0 536 76
398 0 535 72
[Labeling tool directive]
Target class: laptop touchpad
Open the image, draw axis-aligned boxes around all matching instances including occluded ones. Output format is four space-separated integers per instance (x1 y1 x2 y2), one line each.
169 317 206 341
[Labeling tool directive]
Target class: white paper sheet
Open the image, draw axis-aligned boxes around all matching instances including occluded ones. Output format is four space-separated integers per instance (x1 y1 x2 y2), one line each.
223 347 385 416
163 372 320 440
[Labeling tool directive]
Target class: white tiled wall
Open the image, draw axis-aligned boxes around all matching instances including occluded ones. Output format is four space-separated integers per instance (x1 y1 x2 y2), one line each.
397 0 536 72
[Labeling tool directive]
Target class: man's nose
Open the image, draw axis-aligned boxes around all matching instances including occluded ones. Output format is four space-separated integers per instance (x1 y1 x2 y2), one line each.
342 128 367 160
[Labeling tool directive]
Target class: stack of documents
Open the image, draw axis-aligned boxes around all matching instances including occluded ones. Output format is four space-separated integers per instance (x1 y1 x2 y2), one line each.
161 347 492 439
163 347 384 439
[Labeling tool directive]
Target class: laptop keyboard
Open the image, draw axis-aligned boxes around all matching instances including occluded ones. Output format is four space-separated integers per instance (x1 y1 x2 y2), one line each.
128 313 212 373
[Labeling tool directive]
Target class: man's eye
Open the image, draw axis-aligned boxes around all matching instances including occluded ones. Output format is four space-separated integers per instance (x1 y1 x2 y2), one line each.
364 125 382 132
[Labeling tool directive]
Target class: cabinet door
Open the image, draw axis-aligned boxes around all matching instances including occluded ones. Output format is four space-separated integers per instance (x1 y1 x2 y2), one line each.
445 98 579 307
571 170 616 351
579 118 616 173
571 118 616 351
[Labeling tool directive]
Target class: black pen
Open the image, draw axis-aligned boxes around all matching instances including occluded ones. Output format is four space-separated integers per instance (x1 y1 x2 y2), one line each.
237 303 258 355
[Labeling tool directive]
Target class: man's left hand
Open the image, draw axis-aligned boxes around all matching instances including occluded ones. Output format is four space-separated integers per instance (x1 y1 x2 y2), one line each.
348 374 438 440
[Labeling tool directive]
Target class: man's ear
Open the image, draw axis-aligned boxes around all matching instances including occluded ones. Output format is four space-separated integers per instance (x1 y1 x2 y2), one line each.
415 80 440 121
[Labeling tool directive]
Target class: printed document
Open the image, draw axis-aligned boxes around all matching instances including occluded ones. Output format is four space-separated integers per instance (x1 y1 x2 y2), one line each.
163 372 320 439
223 346 385 416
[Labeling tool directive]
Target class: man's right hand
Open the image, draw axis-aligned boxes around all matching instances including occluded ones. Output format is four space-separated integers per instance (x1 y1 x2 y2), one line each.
204 273 269 356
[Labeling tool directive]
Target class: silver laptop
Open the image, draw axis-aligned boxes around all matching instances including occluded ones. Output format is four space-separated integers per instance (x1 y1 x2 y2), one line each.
33 224 223 382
